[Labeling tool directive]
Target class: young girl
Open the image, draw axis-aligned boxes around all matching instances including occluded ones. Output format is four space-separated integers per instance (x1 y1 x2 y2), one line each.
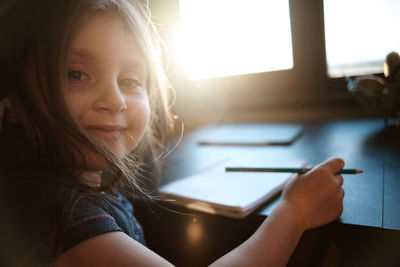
0 0 345 266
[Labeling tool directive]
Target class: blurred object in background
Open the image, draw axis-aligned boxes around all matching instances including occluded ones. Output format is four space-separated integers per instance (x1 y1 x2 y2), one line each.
345 51 400 126
324 0 400 78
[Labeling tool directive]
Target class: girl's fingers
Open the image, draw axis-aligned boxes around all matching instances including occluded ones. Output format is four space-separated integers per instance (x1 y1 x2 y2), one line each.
336 174 344 186
321 157 345 174
340 187 345 199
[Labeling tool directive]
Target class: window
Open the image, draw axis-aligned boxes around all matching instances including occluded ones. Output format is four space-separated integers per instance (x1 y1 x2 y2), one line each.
150 0 400 118
324 0 400 77
174 0 293 80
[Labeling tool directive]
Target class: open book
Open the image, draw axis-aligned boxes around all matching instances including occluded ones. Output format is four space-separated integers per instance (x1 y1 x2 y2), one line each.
159 159 304 219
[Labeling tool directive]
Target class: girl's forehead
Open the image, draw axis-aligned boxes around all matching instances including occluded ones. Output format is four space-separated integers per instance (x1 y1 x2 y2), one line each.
71 13 133 48
69 13 146 68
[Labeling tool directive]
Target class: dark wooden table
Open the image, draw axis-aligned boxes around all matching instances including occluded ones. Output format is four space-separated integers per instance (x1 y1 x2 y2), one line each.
135 118 400 267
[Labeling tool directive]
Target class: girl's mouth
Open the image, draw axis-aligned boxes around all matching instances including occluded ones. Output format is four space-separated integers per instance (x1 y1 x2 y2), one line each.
84 125 126 141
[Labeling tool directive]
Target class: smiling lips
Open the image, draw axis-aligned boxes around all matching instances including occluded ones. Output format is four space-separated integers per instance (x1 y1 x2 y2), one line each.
84 125 126 140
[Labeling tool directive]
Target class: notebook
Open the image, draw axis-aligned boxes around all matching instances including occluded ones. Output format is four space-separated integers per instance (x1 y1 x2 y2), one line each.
196 123 303 146
159 158 305 218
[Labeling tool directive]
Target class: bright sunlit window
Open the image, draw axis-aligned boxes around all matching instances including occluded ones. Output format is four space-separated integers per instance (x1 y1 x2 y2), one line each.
174 0 293 80
324 0 400 77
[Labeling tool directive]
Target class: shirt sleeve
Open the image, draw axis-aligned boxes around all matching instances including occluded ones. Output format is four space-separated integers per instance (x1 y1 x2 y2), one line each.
62 197 122 252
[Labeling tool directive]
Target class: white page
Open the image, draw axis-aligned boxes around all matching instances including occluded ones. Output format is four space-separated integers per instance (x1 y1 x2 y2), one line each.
159 159 304 218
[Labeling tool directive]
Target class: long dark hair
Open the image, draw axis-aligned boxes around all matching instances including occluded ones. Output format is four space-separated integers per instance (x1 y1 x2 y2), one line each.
0 0 174 190
0 0 175 263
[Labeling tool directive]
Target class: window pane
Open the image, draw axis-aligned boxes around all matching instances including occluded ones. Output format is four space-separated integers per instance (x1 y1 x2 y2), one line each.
175 0 293 80
324 0 400 77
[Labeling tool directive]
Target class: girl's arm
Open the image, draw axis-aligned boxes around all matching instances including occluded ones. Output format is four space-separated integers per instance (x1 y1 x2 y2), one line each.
211 157 344 267
54 231 173 267
54 157 344 267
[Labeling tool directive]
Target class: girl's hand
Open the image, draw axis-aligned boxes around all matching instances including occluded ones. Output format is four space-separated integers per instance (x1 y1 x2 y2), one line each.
280 157 345 231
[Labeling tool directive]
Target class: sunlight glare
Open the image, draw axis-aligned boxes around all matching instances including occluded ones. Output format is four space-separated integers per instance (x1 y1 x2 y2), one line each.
324 0 400 77
174 0 293 80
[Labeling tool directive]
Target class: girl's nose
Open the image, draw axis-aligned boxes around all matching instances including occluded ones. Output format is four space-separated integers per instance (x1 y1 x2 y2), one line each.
93 81 127 114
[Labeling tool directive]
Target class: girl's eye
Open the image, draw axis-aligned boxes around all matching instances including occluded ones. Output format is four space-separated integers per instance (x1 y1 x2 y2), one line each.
68 70 89 81
119 79 142 90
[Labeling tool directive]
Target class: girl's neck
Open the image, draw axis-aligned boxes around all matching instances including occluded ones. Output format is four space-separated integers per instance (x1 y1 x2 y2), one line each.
80 170 102 187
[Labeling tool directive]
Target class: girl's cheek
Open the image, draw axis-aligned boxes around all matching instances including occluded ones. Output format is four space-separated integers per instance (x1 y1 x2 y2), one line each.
130 96 151 142
135 97 151 132
142 97 151 129
64 89 89 121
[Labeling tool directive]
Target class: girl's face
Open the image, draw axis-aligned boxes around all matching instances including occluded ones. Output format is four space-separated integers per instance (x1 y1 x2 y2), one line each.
64 13 150 170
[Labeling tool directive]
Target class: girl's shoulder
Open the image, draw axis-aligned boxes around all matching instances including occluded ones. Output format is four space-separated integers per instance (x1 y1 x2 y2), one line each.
0 171 120 220
0 172 75 265
0 170 132 218
0 172 79 237
1 172 71 206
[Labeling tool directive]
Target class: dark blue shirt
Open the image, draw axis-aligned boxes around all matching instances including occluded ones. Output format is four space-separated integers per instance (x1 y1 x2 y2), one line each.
0 173 146 266
64 188 146 250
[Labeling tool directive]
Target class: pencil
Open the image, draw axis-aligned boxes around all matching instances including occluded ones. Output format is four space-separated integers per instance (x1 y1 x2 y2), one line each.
225 167 363 174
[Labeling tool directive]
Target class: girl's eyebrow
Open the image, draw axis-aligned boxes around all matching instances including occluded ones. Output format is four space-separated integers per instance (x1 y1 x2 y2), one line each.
68 48 95 61
68 47 146 71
